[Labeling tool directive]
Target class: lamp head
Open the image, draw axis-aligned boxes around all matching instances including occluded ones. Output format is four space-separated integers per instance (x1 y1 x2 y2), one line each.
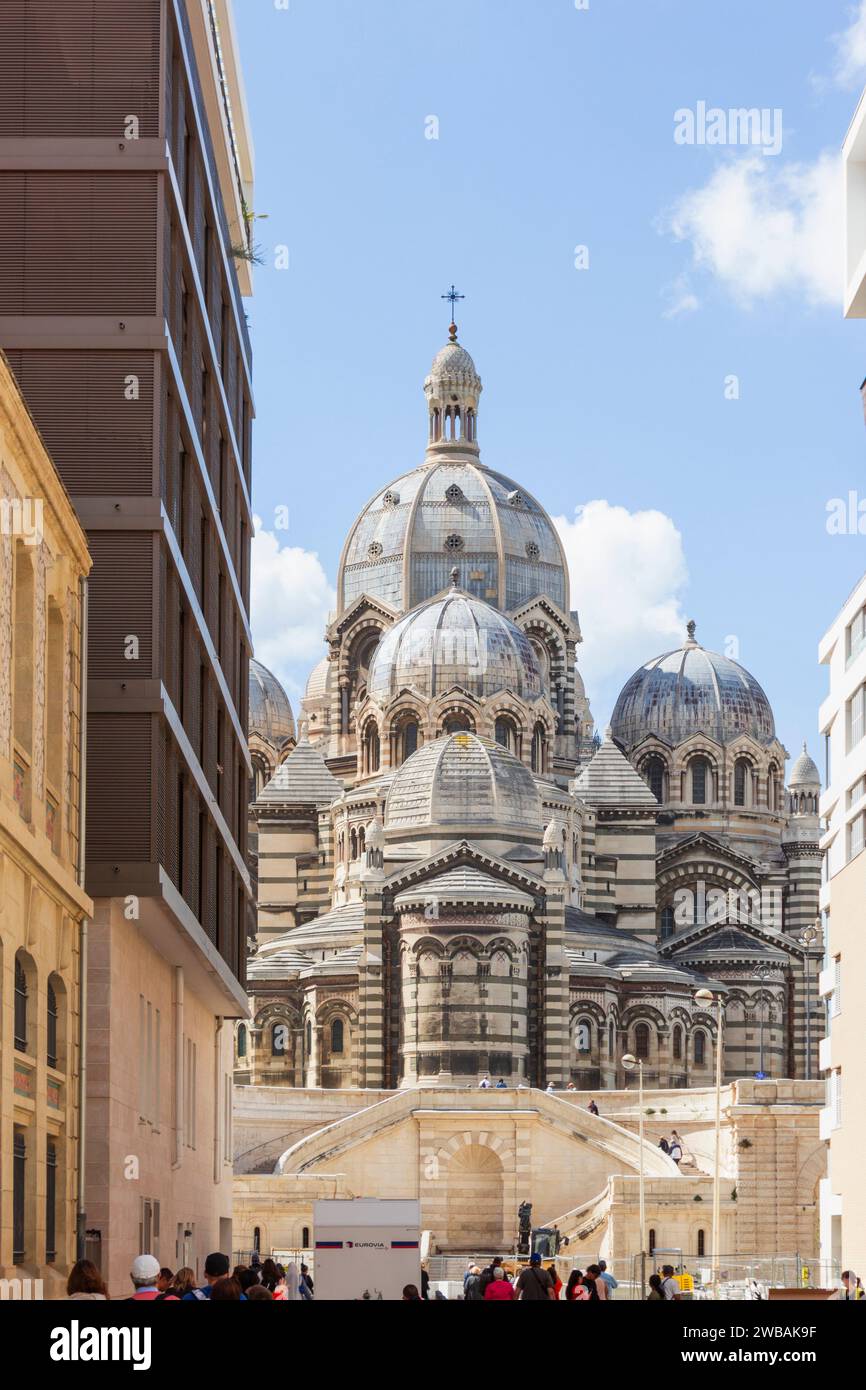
621 1053 637 1071
694 988 714 1004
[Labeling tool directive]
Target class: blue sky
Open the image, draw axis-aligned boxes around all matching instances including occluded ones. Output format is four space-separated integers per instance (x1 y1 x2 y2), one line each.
235 0 866 766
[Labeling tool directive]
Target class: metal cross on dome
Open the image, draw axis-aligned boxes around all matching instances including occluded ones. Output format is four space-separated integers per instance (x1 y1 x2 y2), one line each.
441 284 464 328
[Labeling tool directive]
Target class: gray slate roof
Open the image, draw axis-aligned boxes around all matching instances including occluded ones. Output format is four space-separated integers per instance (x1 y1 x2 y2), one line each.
572 731 658 808
394 864 536 910
256 736 342 807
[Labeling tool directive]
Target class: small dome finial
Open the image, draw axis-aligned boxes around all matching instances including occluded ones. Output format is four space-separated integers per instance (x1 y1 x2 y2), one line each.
603 724 613 742
449 565 460 588
686 618 697 643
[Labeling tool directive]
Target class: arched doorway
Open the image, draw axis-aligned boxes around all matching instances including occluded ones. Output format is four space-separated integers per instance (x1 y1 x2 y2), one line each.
445 1144 505 1249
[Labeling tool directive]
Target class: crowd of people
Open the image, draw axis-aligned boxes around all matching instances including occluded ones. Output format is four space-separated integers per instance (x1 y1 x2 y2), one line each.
453 1254 619 1301
64 1252 315 1301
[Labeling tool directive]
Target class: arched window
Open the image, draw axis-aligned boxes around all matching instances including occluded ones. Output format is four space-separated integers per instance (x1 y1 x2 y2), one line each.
608 1019 615 1055
253 1226 261 1254
305 1020 312 1055
697 1229 705 1258
531 722 547 774
694 1029 706 1065
331 1018 344 1054
14 955 29 1053
672 1024 683 1061
237 1024 247 1058
768 764 778 812
734 758 750 807
643 755 665 802
635 1022 650 1059
363 721 380 774
495 716 516 752
575 1019 591 1054
302 1226 310 1249
443 712 471 734
395 718 419 764
271 1022 287 1056
691 757 710 805
660 905 675 941
350 828 358 860
649 1229 657 1255
358 826 365 856
47 982 58 1069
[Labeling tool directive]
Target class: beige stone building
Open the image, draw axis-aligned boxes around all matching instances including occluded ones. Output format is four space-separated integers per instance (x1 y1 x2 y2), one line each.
233 1080 824 1268
0 351 92 1295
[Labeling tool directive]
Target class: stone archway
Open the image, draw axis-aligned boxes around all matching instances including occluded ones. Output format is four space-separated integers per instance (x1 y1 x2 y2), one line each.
444 1143 506 1250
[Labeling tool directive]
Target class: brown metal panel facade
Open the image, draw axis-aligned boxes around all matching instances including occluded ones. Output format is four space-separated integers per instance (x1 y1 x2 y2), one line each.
0 0 253 993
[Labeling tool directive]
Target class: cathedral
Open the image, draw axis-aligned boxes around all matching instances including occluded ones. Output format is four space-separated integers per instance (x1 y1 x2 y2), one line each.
239 322 822 1094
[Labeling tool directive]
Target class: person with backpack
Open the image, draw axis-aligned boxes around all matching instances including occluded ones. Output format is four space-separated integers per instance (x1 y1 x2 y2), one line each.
479 1256 504 1296
463 1265 484 1300
515 1253 556 1300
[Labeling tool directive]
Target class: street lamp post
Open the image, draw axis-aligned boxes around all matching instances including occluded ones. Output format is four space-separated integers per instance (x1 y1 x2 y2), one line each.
800 923 819 1081
695 987 724 1296
622 1051 645 1293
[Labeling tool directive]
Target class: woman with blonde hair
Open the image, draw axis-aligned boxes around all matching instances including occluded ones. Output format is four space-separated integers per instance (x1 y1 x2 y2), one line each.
165 1266 196 1299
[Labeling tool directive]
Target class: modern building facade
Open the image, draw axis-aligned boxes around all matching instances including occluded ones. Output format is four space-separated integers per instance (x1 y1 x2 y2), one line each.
817 573 866 1276
817 85 866 1282
238 326 822 1100
0 0 254 1291
0 351 92 1294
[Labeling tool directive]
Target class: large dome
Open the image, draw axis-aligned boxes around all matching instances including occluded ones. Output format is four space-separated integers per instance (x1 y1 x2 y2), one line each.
385 732 541 833
337 332 569 617
610 625 776 750
248 659 295 746
339 459 568 616
367 586 542 704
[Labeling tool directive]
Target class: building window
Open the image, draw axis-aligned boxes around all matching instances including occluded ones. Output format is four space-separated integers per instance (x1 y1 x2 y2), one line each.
13 1131 26 1264
14 956 28 1053
733 759 749 807
691 757 709 805
47 982 58 1068
634 1023 650 1059
253 1226 261 1254
694 1030 706 1066
495 716 515 751
660 905 675 941
642 755 665 801
305 1020 312 1056
697 1229 705 1258
237 1024 247 1059
673 1025 683 1060
363 722 380 774
531 722 547 774
443 712 471 734
847 684 866 753
46 1139 57 1264
331 1018 344 1054
302 1226 310 1248
648 1228 657 1255
847 604 866 666
848 812 865 862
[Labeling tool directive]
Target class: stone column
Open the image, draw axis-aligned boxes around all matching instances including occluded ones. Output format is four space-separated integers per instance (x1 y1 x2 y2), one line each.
541 867 569 1088
358 883 386 1089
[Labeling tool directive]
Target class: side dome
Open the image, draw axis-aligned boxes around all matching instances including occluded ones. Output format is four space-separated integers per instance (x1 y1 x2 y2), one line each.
384 732 541 833
248 659 295 746
367 586 542 703
789 742 820 787
610 622 775 750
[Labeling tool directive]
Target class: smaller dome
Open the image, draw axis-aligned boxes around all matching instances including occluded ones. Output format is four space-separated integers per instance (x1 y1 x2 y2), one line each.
248 659 295 746
304 656 332 701
427 340 481 387
789 742 820 787
385 732 541 833
368 587 542 703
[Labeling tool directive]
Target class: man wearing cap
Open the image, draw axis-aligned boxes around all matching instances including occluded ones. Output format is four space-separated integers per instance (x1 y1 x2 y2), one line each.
129 1254 178 1301
182 1252 233 1300
515 1253 557 1300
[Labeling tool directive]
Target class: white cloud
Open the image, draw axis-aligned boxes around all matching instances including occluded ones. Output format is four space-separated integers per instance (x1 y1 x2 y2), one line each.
833 1 866 86
554 500 689 725
662 151 842 308
250 515 335 703
661 272 700 319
